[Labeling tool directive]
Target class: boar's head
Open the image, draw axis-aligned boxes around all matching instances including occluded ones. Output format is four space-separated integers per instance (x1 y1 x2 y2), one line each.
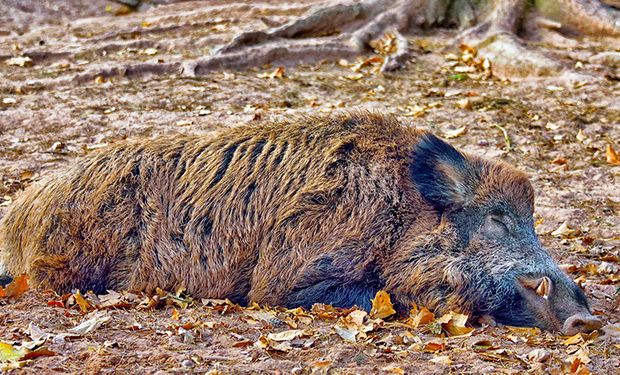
407 133 601 335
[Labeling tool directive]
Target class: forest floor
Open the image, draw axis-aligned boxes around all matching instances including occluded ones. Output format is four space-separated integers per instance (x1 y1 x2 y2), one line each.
0 1 619 374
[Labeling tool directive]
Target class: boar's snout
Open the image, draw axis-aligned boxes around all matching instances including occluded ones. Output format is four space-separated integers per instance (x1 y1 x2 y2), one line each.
562 313 602 336
514 273 602 334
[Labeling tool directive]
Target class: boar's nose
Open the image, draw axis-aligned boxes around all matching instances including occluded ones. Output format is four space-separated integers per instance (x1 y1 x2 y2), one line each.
562 313 602 336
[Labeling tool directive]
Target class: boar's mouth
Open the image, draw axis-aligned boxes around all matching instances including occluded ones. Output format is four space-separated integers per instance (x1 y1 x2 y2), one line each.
486 274 602 335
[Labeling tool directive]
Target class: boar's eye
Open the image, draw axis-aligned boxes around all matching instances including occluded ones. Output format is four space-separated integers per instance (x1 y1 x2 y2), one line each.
483 214 510 237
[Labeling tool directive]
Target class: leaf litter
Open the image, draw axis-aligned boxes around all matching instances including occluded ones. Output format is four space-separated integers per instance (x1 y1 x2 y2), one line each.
0 0 619 372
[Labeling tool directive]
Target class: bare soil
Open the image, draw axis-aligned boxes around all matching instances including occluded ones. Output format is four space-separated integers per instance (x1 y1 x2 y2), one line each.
0 1 619 374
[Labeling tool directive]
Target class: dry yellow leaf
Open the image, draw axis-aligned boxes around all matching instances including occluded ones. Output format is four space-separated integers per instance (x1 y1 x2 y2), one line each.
437 311 474 337
74 291 91 313
551 221 577 238
383 366 405 374
410 306 435 328
369 290 396 319
606 144 620 165
444 126 467 139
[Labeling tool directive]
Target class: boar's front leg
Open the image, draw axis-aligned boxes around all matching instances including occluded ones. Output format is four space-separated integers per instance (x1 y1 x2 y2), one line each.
249 241 384 311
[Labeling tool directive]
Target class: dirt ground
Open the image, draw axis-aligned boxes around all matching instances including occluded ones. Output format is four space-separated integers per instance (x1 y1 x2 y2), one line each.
0 1 619 374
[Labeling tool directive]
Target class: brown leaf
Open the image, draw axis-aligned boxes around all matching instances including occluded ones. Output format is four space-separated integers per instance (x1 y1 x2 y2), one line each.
232 340 253 348
606 144 620 165
0 274 29 298
424 341 446 352
369 290 396 319
21 347 56 361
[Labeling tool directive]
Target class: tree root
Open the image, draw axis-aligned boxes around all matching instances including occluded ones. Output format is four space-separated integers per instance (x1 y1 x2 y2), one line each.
201 0 620 78
212 0 414 73
5 0 620 89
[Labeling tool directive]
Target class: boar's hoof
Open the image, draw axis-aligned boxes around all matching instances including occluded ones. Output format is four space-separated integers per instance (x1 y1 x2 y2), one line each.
562 313 603 336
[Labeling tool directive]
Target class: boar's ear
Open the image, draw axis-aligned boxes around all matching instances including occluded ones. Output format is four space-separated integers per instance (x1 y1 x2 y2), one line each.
410 133 480 210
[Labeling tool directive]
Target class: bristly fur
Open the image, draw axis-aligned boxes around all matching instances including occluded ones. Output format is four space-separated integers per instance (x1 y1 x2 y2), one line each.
0 111 562 320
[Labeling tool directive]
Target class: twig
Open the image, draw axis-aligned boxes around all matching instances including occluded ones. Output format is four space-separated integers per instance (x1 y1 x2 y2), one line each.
493 124 512 151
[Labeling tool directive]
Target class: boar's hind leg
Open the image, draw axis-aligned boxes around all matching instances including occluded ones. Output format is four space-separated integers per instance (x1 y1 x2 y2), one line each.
253 244 383 311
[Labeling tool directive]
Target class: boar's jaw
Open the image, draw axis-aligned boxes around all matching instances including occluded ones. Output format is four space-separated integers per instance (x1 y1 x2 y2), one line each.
489 271 601 334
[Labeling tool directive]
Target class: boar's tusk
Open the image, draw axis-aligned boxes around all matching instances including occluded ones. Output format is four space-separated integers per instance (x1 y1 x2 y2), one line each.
535 277 552 300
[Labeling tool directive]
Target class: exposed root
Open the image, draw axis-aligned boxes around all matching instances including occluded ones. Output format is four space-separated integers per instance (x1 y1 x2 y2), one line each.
548 0 620 36
453 0 562 77
187 39 359 76
380 31 411 72
477 33 562 77
209 0 619 79
4 0 620 89
215 0 389 54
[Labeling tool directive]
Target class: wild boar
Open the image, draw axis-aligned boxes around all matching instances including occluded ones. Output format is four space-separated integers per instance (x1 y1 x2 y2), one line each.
0 112 601 334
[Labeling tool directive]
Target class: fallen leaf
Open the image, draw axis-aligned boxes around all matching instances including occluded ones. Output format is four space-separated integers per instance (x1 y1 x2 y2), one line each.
526 348 550 363
0 342 26 362
369 290 396 319
424 341 446 352
74 291 91 313
21 347 56 361
409 306 435 328
383 365 405 374
334 325 357 343
606 144 620 165
269 341 292 352
68 312 111 335
176 120 193 127
6 56 33 67
258 66 285 79
563 333 585 346
430 355 452 366
254 335 269 349
344 72 364 81
0 274 29 298
267 329 303 342
232 340 253 348
551 156 568 165
25 323 53 345
347 309 367 326
436 311 474 337
456 98 472 110
576 129 587 142
569 357 591 375
444 126 467 139
551 221 577 238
